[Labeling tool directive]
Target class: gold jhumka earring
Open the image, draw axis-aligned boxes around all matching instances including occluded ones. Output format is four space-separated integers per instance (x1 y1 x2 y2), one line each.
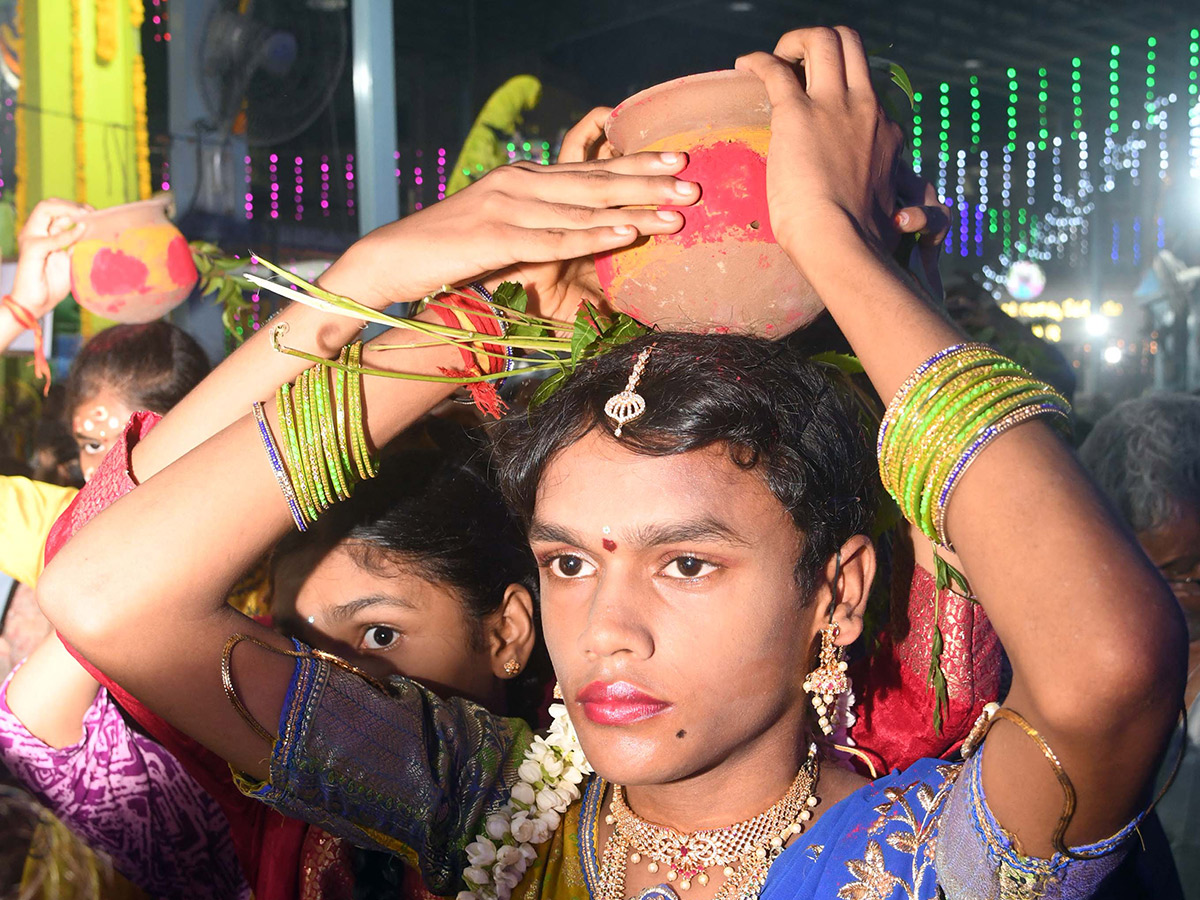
803 623 850 736
802 552 850 737
503 659 522 676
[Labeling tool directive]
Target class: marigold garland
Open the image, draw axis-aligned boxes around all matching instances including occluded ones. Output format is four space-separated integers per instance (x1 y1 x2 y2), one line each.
95 0 118 64
132 52 151 198
128 0 144 29
70 0 86 204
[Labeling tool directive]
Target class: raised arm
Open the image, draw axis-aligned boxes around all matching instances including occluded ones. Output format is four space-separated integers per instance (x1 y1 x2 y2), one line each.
0 199 89 354
739 28 1184 853
37 154 697 781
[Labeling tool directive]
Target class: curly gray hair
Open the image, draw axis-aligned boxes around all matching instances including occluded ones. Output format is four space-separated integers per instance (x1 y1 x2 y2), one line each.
1079 393 1200 534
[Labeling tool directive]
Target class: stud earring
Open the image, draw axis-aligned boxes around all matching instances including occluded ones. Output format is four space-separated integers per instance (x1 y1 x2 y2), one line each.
503 659 521 677
803 622 850 736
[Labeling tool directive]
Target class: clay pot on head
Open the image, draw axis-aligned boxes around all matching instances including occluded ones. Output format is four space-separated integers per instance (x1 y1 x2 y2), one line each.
70 195 198 323
593 70 823 339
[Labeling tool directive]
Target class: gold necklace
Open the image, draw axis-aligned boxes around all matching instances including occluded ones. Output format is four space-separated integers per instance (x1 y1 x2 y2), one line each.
597 746 820 900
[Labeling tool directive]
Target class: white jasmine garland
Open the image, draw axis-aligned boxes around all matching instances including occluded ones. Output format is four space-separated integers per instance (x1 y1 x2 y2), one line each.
456 702 593 900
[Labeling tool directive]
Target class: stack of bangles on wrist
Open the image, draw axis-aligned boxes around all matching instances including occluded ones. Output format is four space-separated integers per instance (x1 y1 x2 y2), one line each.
252 340 379 532
878 342 1071 549
428 282 516 388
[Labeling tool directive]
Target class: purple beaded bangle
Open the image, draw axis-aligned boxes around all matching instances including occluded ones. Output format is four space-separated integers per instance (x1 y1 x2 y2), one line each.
253 401 308 532
933 401 1070 547
877 343 983 455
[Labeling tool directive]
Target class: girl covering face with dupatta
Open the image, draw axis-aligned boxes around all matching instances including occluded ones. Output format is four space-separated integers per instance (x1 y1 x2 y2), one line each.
37 27 1183 900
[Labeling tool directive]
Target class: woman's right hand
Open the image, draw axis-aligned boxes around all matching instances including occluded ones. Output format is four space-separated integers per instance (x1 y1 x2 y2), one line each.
11 198 91 317
320 153 699 315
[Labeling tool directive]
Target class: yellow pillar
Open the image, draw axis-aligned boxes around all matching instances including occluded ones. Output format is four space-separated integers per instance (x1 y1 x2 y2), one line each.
17 0 148 335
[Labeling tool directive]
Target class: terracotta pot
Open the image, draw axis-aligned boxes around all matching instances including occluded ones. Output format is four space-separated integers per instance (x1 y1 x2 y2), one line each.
70 195 198 323
593 70 823 338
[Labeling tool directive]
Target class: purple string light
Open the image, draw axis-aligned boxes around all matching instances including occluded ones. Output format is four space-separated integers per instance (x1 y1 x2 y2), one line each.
320 155 330 215
294 155 304 221
437 147 447 200
244 154 253 219
414 148 423 210
160 158 170 193
269 153 279 219
346 154 355 216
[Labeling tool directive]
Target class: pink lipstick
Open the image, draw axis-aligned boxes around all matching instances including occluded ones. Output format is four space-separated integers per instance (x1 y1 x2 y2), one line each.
576 681 671 726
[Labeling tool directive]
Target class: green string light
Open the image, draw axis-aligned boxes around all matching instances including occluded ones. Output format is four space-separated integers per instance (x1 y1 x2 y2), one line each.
970 76 981 148
1109 43 1120 132
1190 28 1199 98
912 91 923 173
1146 36 1156 109
1007 67 1018 152
1037 67 1048 150
939 82 950 195
1071 57 1083 140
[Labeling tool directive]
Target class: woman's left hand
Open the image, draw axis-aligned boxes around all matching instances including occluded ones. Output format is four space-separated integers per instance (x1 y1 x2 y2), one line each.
735 27 905 275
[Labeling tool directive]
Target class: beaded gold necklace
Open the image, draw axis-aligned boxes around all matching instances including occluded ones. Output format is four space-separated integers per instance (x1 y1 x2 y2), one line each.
597 745 820 900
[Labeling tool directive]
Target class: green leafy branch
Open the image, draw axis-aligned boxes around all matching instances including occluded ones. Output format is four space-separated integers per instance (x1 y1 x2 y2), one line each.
929 549 974 733
243 256 650 408
189 242 257 341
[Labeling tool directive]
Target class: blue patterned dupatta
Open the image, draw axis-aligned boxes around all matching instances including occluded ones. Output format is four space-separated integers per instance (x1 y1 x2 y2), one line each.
757 752 1139 900
758 757 957 900
577 759 960 900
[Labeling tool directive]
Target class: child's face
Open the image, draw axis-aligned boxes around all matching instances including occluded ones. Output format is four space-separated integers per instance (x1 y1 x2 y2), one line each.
270 543 502 702
71 389 136 482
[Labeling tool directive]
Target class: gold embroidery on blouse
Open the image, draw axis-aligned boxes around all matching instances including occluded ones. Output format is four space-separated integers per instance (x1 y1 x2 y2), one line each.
838 765 960 900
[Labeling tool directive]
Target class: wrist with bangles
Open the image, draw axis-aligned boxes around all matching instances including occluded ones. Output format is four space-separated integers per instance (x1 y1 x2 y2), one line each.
878 342 1071 549
255 341 379 532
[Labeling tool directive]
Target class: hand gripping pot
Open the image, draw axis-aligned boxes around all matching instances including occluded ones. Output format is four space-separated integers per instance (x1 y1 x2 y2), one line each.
70 195 198 323
592 70 824 338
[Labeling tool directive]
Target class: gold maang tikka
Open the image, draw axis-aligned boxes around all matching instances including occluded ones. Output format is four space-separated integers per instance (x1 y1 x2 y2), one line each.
604 346 654 438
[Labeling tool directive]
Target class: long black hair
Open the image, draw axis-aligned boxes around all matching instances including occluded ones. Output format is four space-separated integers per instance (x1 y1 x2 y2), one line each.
272 425 547 717
493 332 875 599
65 322 210 416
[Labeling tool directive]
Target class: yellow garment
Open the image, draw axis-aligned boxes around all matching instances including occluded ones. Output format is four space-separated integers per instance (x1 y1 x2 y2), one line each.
0 476 78 587
445 74 543 196
21 816 149 900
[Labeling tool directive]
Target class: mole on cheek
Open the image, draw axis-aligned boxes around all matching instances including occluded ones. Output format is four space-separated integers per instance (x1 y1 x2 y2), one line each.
602 538 617 552
676 729 687 739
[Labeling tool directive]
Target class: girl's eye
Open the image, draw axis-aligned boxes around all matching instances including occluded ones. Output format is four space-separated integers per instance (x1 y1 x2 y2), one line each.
82 442 104 454
662 556 718 579
363 625 399 650
547 555 597 579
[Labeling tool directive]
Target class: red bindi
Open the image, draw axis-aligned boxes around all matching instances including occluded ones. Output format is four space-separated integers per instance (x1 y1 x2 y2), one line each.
602 538 617 552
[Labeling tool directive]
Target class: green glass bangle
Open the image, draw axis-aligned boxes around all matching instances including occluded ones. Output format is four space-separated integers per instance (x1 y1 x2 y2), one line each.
312 362 350 502
920 387 1067 542
878 343 996 453
916 381 1048 534
903 372 1030 520
331 346 355 485
277 383 318 523
297 369 332 509
346 342 378 480
884 358 1013 507
881 352 1008 482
